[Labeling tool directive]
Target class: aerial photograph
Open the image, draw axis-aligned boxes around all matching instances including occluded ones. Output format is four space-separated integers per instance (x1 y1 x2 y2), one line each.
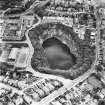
0 0 105 105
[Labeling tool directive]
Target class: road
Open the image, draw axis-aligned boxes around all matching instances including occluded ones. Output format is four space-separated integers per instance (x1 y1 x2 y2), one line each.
0 1 102 105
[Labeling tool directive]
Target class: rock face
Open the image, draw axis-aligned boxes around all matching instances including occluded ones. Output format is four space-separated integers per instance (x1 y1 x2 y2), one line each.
42 37 77 70
28 23 96 79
